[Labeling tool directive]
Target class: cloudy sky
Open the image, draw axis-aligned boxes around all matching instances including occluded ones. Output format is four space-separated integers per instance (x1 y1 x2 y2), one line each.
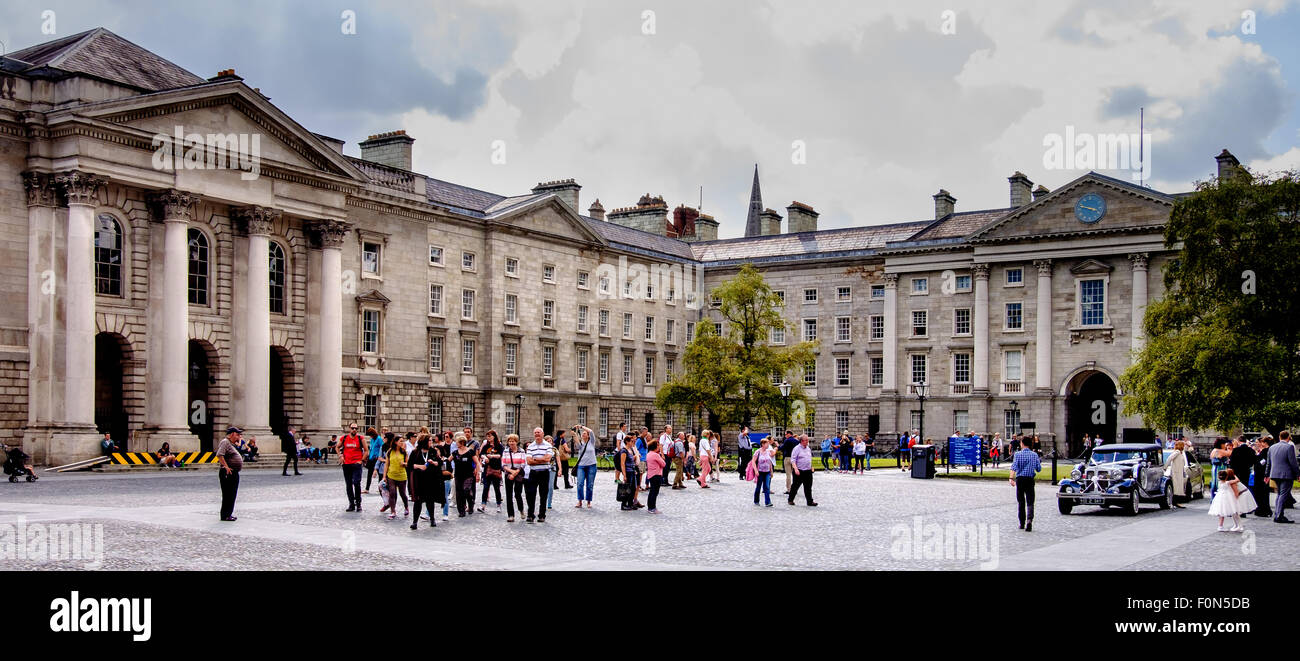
3 0 1298 237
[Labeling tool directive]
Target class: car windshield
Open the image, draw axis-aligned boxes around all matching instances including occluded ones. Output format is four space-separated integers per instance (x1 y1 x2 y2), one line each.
1090 451 1142 464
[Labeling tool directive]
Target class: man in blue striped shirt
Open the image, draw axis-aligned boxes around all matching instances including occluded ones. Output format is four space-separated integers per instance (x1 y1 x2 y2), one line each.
1009 437 1041 532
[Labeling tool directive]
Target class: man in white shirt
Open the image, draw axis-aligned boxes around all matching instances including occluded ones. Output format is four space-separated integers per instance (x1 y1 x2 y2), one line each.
659 425 672 448
524 427 553 523
615 422 627 446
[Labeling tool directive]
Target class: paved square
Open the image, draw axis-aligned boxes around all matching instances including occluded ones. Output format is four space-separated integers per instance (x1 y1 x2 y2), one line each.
2 465 1296 571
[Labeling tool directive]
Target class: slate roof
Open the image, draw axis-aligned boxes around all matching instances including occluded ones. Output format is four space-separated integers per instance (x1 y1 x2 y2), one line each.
581 216 698 261
905 208 1014 242
423 177 507 216
689 222 931 263
5 28 206 92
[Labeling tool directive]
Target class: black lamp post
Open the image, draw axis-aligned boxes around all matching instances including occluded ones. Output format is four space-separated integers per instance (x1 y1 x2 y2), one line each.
1008 399 1019 440
778 381 791 435
514 393 525 436
915 381 929 443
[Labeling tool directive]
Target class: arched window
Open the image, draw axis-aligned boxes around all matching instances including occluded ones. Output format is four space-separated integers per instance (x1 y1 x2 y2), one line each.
187 228 209 305
269 242 286 314
94 213 122 296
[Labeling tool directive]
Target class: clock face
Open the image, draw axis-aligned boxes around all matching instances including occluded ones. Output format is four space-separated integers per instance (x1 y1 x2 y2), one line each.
1074 193 1106 224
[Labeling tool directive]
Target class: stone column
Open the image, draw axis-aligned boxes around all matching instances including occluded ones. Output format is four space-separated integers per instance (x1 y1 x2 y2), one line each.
51 171 105 462
313 220 349 434
140 190 201 451
881 273 898 393
234 206 279 436
972 264 990 394
23 173 58 430
1129 253 1149 354
1034 259 1053 393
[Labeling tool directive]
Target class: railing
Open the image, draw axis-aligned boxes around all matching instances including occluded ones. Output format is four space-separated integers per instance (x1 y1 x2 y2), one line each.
1002 381 1023 394
951 383 971 395
351 159 416 193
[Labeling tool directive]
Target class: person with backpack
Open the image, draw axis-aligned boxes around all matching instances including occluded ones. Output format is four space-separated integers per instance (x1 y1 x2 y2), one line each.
339 424 367 512
617 435 641 511
820 435 834 471
752 437 776 507
635 429 650 490
670 432 687 489
737 426 753 478
572 425 598 509
780 431 798 494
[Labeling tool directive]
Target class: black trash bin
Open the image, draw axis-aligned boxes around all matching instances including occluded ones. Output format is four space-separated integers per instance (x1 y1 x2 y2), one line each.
910 445 936 479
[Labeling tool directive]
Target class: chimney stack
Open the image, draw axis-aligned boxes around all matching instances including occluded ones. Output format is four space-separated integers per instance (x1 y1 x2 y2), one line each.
607 194 668 235
1008 172 1033 208
759 208 783 236
1215 149 1243 183
933 189 956 220
532 178 581 212
587 199 605 221
786 201 819 233
672 205 700 239
1033 185 1050 201
692 213 719 242
359 130 414 171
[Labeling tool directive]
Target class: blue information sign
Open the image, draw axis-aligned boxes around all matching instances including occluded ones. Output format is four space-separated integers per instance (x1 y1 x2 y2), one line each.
948 436 980 466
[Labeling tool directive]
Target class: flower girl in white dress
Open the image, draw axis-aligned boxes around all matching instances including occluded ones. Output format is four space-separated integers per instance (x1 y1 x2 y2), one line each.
1208 469 1257 532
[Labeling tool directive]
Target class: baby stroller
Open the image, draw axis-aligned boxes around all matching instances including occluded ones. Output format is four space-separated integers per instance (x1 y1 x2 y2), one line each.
3 444 38 482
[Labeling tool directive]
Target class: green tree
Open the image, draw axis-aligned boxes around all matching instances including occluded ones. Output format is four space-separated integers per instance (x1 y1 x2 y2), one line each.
1121 169 1300 436
656 264 816 430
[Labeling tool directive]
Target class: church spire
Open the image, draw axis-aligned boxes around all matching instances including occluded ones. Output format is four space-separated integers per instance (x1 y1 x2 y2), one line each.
744 164 763 237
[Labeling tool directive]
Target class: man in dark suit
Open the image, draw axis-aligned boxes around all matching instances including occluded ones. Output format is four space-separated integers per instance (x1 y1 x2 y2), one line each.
1229 436 1257 492
1252 437 1273 518
1266 430 1299 523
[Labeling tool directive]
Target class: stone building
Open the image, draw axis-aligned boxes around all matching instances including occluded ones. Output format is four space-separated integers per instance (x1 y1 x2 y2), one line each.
0 29 1227 464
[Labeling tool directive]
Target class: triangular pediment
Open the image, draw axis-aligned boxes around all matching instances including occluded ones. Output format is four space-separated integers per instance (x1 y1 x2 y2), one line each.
68 82 366 181
487 196 608 247
356 289 391 305
1070 258 1113 275
969 173 1174 244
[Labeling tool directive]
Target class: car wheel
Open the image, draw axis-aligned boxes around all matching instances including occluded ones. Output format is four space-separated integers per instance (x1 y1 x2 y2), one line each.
1193 480 1205 499
1160 485 1173 510
1058 499 1073 515
1099 502 1111 509
1125 489 1140 515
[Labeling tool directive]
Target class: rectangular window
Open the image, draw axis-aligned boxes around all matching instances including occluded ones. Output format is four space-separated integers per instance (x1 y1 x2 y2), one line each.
501 295 518 325
599 309 610 336
836 410 849 432
577 305 589 332
462 403 474 429
364 394 378 429
505 407 516 436
911 310 927 337
644 356 654 385
774 290 786 305
429 284 443 316
1004 409 1021 439
577 270 589 288
803 319 817 342
623 408 632 428
1005 302 1023 330
577 348 589 381
912 277 928 294
955 410 970 435
955 274 972 292
953 353 971 384
804 361 816 386
461 289 475 320
429 400 442 432
543 346 554 378
804 288 818 303
871 284 885 299
645 282 655 300
600 276 611 294
600 407 610 434
543 264 556 283
362 242 380 275
1006 267 1023 285
870 315 884 341
623 313 633 339
836 316 851 342
667 288 675 303
428 335 443 372
645 316 655 341
910 354 927 385
362 309 379 353
1080 279 1106 326
577 406 588 427
771 326 785 344
1005 350 1023 382
428 245 444 266
836 358 850 386
543 300 555 328
870 356 883 386
954 308 971 335
666 357 675 374
666 319 675 344
836 286 851 302
504 342 517 376
461 338 475 374
714 322 723 336
599 352 609 382
462 251 476 272
687 322 696 342
622 354 633 384
505 257 519 277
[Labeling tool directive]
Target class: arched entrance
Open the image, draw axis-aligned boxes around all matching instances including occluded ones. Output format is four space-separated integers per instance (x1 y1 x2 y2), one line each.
1064 370 1118 456
189 340 216 452
270 346 293 445
94 332 130 447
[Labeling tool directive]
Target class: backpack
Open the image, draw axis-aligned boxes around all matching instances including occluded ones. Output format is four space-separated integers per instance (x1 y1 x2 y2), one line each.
666 441 677 459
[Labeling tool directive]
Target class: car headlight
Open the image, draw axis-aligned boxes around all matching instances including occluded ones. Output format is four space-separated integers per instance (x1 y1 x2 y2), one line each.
1109 469 1124 480
1070 468 1081 480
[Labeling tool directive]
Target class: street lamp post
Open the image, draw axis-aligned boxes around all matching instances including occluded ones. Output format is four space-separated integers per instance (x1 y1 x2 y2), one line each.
915 381 929 443
514 393 525 436
778 381 791 435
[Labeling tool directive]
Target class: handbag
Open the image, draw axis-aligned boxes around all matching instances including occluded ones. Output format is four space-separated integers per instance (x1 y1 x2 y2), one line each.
616 478 634 503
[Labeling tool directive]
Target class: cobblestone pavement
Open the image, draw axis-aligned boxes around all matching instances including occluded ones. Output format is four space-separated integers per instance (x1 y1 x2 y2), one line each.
2 466 1296 571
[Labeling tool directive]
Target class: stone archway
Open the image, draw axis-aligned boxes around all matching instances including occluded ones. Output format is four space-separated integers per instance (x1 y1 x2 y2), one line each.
1063 370 1118 457
95 332 132 448
189 339 219 452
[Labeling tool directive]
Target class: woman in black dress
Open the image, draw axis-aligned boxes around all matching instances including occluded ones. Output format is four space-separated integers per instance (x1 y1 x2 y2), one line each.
407 434 443 529
452 432 480 517
478 430 504 513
